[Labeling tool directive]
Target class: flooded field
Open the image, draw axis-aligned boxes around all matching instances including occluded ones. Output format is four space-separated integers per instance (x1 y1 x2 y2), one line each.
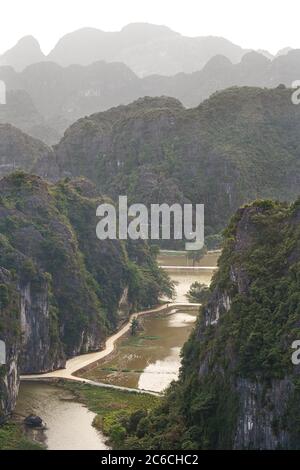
157 250 220 267
80 251 219 392
80 306 198 392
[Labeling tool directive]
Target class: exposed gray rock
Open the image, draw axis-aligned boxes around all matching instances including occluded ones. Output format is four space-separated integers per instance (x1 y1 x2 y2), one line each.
24 414 45 428
233 377 292 449
0 268 20 421
19 280 65 374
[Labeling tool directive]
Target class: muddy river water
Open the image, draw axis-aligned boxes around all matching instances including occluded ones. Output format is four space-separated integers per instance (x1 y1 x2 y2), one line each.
15 382 109 450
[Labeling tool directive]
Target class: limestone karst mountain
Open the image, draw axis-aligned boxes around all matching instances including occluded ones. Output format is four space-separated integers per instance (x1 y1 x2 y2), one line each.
0 36 45 72
119 199 300 449
0 24 248 76
2 86 300 236
0 172 172 419
0 123 51 177
1 48 300 144
34 88 300 234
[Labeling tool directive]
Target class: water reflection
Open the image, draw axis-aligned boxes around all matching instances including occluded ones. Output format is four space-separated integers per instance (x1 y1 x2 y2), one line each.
138 346 181 392
82 252 218 392
82 309 198 392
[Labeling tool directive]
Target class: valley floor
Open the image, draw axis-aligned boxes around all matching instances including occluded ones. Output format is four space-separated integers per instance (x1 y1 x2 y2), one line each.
21 302 200 387
0 381 159 450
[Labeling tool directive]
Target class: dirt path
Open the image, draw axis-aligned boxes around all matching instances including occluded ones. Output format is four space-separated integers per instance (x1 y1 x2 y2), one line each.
21 302 200 389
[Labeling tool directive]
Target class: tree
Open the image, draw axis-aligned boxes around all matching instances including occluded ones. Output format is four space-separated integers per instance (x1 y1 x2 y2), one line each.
187 246 207 267
186 282 210 303
110 423 126 447
131 317 139 336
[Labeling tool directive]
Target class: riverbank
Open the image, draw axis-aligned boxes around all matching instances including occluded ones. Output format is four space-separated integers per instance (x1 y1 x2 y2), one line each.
9 304 173 451
21 302 200 386
15 305 199 449
14 380 160 450
62 381 160 447
0 422 44 450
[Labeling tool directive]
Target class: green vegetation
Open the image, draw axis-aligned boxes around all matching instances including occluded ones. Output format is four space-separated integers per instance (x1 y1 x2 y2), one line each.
61 382 160 449
0 171 173 428
0 423 44 450
53 88 300 238
120 333 160 348
0 268 21 422
107 198 300 449
130 318 139 336
205 234 223 251
0 172 173 364
186 282 210 303
187 247 207 267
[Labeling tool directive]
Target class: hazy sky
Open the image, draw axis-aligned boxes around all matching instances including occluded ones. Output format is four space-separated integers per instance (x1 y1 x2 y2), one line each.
0 0 299 55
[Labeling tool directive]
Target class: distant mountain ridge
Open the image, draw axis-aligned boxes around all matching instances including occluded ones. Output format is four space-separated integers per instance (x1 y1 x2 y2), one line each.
0 36 45 71
0 22 272 76
1 23 293 77
46 24 248 76
1 49 300 144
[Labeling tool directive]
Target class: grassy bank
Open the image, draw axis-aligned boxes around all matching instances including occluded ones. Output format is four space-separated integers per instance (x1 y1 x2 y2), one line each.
0 422 44 450
61 381 161 448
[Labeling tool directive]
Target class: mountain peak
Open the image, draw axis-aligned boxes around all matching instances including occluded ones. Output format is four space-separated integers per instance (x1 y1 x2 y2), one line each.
120 23 177 37
202 54 233 72
241 50 270 66
15 35 41 47
276 47 293 57
0 35 44 71
14 24 248 75
257 49 274 60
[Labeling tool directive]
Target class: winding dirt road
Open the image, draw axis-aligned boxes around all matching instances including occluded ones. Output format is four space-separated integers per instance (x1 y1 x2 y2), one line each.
21 302 200 395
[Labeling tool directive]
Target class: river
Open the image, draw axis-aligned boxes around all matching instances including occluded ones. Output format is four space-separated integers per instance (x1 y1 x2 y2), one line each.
15 382 108 450
15 251 219 450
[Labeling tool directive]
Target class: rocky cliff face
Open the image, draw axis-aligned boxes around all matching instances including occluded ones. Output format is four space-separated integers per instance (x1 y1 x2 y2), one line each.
122 199 300 450
0 273 62 417
0 268 20 421
19 278 65 374
0 172 172 417
233 377 293 449
192 200 300 449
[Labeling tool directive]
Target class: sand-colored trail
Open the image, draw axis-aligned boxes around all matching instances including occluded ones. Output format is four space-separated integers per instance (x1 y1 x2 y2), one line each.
21 302 200 393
